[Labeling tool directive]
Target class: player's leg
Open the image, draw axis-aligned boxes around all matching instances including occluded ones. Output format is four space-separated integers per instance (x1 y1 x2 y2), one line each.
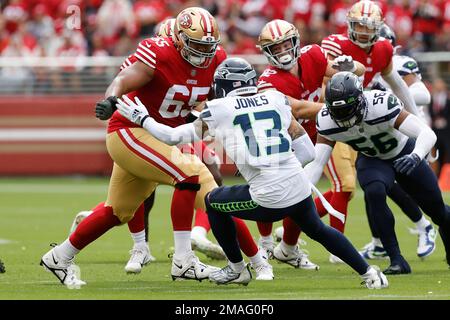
256 221 275 257
356 154 411 274
287 196 388 289
394 160 450 266
387 182 436 258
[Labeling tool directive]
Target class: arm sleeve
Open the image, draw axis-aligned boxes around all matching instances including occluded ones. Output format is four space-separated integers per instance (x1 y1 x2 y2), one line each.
142 118 201 146
397 114 437 160
303 142 333 185
409 81 431 106
291 133 316 167
382 68 419 116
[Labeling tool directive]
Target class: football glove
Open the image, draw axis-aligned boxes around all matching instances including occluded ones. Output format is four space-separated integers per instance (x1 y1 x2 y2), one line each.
332 55 356 73
116 95 149 126
95 96 118 120
393 153 421 175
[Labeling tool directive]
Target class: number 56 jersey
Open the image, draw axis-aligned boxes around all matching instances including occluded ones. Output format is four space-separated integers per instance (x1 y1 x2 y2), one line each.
202 90 311 208
316 90 408 160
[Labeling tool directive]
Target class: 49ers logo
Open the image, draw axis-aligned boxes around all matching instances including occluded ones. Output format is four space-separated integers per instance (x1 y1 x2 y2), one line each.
179 13 192 29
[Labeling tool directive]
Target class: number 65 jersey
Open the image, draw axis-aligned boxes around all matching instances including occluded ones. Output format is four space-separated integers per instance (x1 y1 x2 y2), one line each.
316 90 408 160
202 90 311 208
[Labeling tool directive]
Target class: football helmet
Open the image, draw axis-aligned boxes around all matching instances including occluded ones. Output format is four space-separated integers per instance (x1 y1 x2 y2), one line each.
156 18 176 38
213 57 257 98
257 19 300 70
379 23 396 47
347 0 384 48
325 72 366 128
173 7 220 68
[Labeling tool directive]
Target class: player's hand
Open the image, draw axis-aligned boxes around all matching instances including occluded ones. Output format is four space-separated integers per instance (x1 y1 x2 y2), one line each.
332 55 356 73
116 95 149 126
393 153 421 175
95 96 118 120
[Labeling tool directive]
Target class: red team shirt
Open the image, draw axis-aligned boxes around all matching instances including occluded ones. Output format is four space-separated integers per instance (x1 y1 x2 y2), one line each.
108 36 227 133
256 44 329 143
321 33 393 88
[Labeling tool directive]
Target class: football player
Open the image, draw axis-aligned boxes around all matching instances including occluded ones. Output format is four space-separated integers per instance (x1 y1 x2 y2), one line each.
116 57 389 289
39 7 265 287
320 0 433 270
359 23 437 260
255 19 365 266
305 72 450 274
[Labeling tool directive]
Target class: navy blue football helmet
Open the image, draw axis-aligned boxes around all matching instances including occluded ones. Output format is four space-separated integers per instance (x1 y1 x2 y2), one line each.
213 57 257 98
379 23 396 47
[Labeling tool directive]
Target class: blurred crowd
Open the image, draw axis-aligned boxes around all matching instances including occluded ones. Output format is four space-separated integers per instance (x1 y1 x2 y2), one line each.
1 0 450 59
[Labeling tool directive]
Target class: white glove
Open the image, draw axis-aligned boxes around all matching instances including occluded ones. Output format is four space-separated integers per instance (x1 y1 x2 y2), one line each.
116 95 149 126
332 55 356 73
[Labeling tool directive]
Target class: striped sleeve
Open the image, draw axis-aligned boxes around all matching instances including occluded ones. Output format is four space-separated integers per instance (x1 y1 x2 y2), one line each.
120 55 134 71
321 38 343 57
257 80 275 92
134 40 157 69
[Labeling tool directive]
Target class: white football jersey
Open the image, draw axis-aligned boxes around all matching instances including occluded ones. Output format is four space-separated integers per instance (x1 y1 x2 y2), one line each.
201 90 311 208
316 90 409 160
372 55 422 90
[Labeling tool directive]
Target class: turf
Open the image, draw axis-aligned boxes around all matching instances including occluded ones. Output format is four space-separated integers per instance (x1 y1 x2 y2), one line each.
0 176 449 300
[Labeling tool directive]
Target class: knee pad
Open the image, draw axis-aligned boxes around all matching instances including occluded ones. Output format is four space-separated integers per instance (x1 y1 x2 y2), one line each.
175 175 200 191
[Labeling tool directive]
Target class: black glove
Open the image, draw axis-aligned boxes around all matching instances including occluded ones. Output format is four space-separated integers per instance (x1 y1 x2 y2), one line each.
95 96 118 120
393 153 421 175
371 81 387 91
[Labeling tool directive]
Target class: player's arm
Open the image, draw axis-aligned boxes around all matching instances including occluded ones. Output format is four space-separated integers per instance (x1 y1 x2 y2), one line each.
116 95 203 145
303 135 335 185
392 109 437 174
287 96 323 120
288 118 316 166
381 61 419 116
402 73 431 107
95 61 155 120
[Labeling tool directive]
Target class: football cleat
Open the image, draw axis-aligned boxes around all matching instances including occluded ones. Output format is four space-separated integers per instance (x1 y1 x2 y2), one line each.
258 236 275 259
40 246 86 289
69 211 92 234
171 252 220 281
383 256 411 275
191 233 226 260
329 253 344 264
124 243 154 274
209 264 252 286
361 266 389 289
273 244 319 270
274 226 284 243
409 225 437 259
251 259 274 281
359 241 388 260
0 259 5 273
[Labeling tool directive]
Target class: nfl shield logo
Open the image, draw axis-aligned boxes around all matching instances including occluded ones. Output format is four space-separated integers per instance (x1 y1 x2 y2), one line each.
232 81 241 87
191 69 197 77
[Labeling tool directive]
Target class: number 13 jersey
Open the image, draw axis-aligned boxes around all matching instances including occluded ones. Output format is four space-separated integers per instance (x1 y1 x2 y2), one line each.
108 37 227 133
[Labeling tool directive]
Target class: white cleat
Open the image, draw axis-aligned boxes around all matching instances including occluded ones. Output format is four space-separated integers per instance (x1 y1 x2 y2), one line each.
273 244 319 270
209 264 252 286
69 211 92 234
361 266 389 289
359 241 388 260
274 226 284 243
258 236 275 259
411 225 437 259
124 244 153 274
40 246 86 289
329 253 345 264
251 260 274 281
191 234 226 260
171 252 220 281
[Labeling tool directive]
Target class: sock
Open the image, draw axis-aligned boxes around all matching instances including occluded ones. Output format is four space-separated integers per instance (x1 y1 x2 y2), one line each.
280 240 296 254
234 218 258 257
191 226 207 239
282 217 301 246
329 191 352 233
249 251 264 266
170 176 199 231
69 204 121 250
127 203 145 234
143 192 155 242
55 239 80 261
259 235 273 243
257 221 273 237
373 237 383 247
173 231 192 259
194 208 211 231
415 216 431 231
130 231 146 247
229 260 245 273
314 190 333 217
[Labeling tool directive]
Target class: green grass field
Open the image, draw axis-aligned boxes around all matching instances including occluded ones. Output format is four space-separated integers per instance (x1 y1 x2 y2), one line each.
0 176 449 300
